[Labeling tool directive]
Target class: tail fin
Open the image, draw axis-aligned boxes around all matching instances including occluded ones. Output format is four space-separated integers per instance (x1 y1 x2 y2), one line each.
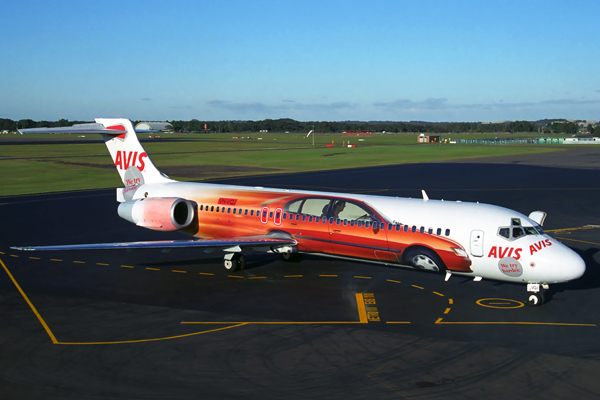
18 118 173 187
95 118 172 186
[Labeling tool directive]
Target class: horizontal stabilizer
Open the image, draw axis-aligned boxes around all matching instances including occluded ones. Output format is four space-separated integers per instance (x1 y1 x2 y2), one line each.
19 123 157 135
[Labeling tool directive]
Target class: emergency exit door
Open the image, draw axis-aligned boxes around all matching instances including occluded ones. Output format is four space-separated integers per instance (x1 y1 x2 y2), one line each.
470 230 484 257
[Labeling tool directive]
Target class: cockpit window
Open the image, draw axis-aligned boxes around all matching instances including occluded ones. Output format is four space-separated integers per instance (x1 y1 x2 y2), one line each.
512 227 525 239
524 226 539 235
498 224 544 241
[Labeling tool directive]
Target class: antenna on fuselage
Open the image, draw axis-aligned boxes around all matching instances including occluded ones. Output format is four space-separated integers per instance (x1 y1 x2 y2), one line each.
422 190 429 202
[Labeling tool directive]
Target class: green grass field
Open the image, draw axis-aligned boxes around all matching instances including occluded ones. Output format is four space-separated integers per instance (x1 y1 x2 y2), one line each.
0 132 563 196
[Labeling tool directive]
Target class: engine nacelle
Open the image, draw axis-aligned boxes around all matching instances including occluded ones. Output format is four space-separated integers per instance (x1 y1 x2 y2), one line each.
118 197 196 231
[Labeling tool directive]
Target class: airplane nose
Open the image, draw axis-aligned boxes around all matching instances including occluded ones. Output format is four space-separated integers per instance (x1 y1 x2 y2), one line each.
561 250 586 281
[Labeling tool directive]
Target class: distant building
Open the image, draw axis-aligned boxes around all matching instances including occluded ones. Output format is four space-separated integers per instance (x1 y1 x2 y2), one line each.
135 122 173 132
563 137 600 144
418 134 440 143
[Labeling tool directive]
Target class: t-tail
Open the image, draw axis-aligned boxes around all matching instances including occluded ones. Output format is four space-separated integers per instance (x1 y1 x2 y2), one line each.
19 118 173 187
96 118 171 186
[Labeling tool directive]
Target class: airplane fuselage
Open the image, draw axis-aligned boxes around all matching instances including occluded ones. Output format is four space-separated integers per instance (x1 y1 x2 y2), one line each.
120 180 585 286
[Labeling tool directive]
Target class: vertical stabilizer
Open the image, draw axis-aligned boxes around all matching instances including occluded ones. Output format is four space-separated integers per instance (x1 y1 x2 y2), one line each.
95 118 172 185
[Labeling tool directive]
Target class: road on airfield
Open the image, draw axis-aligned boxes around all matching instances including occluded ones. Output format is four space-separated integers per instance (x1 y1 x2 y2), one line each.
1 148 600 399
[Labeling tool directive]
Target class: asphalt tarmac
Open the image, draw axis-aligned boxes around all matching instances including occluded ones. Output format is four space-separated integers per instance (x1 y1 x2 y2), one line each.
1 150 600 399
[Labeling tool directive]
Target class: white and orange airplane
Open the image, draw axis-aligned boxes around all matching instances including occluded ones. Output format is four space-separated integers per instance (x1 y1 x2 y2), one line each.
12 118 585 306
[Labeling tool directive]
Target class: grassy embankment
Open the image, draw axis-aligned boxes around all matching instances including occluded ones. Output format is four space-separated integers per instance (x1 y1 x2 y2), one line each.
0 132 563 196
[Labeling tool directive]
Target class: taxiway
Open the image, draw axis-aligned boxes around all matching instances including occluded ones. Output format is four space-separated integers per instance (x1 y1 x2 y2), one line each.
1 156 600 399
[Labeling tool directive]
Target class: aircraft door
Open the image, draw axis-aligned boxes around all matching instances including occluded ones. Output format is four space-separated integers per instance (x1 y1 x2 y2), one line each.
470 230 484 257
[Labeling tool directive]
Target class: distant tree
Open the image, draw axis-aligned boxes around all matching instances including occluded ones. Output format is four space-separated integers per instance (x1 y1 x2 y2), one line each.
546 122 578 134
17 119 36 129
506 121 535 133
0 118 15 131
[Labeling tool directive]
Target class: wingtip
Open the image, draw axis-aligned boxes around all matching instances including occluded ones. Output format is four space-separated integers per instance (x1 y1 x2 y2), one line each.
10 246 29 251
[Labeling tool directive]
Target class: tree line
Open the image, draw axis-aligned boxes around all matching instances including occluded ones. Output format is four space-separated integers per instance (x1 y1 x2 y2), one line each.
1 117 598 135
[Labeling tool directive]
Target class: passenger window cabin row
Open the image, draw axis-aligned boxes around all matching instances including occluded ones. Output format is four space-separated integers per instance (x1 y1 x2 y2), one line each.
198 204 451 237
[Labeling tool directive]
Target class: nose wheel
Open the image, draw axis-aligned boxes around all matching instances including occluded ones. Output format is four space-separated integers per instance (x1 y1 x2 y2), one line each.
526 283 546 306
527 292 545 306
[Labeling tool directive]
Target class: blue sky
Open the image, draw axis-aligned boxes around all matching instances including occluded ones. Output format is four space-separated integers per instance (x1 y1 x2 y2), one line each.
2 0 599 122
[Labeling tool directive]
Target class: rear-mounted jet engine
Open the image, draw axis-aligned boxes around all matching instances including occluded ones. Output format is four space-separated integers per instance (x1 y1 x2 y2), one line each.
118 197 196 231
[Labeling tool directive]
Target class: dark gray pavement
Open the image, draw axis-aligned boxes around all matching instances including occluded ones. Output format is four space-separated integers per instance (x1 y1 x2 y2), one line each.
1 148 600 399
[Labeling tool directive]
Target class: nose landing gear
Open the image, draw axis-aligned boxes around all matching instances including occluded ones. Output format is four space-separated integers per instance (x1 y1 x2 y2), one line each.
526 283 548 306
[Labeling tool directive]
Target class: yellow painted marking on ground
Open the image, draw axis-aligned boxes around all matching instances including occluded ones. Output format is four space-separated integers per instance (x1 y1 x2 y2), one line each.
476 298 524 309
319 274 338 277
386 279 401 283
248 276 267 279
385 321 411 324
172 270 187 273
0 251 4 254
29 257 41 260
183 321 369 325
546 226 596 233
50 259 62 262
96 263 109 266
120 265 134 269
433 291 445 297
411 285 424 290
73 261 85 264
284 275 302 278
436 320 596 327
355 293 368 323
354 276 372 279
0 258 58 344
444 308 451 314
449 299 454 305
57 323 249 345
146 267 160 271
554 236 600 246
0 203 9 206
199 272 214 276
10 254 19 258
228 275 244 279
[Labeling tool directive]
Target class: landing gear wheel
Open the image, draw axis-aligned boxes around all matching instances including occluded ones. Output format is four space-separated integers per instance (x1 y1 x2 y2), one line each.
404 248 445 272
527 292 545 307
281 252 303 262
224 253 246 271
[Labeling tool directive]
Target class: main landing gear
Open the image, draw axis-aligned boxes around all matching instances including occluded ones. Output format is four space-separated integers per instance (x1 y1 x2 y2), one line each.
223 253 246 271
526 283 548 306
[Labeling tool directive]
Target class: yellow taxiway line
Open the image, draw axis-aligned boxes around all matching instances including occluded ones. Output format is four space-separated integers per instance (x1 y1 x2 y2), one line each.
1 258 58 344
435 318 595 327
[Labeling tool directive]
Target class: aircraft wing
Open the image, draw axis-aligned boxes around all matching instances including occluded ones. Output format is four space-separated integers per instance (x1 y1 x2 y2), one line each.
11 236 297 252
